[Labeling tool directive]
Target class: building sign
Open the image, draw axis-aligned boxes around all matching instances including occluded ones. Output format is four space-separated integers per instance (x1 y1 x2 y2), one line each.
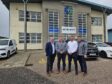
78 28 87 34
49 27 59 33
64 6 73 15
62 26 76 34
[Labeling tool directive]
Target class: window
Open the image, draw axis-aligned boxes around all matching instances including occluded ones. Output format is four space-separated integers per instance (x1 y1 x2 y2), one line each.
78 13 87 40
63 6 74 40
31 33 41 43
19 33 41 43
19 33 25 43
91 17 102 26
19 10 24 21
64 6 73 27
19 10 41 22
31 12 41 22
0 40 8 45
92 35 102 42
48 11 59 41
9 41 13 46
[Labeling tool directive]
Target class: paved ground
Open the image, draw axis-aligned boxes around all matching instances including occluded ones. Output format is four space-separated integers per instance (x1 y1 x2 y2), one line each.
0 67 56 84
26 50 112 84
0 50 112 84
0 51 29 68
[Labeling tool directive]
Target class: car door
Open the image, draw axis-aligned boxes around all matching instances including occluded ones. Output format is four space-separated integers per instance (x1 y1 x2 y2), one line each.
9 40 14 54
13 40 17 50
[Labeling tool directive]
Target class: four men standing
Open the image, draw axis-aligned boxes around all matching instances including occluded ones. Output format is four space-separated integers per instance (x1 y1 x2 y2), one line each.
45 35 88 76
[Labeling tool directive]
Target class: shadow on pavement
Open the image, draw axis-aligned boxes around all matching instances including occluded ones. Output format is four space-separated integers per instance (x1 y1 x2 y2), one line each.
0 67 57 84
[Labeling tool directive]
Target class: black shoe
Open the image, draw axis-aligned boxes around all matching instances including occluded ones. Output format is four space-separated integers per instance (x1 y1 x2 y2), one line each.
50 70 53 73
81 71 83 73
75 72 78 75
67 70 71 73
63 70 67 74
83 72 87 76
56 70 60 74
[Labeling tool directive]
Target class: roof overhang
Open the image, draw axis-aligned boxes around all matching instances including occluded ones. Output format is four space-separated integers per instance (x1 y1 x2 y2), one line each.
108 29 112 31
77 0 112 15
1 0 42 8
1 0 112 15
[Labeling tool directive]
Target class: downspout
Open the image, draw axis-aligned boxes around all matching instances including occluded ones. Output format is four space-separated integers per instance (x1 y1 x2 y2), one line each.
102 8 107 42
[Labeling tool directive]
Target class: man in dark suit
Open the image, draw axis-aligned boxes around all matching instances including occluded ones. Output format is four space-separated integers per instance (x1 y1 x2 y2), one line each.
45 37 56 76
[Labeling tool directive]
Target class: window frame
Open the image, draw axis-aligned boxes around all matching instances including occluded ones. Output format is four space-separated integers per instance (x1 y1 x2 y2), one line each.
78 13 87 40
48 10 59 41
91 17 102 26
19 10 41 22
92 35 102 42
19 33 41 44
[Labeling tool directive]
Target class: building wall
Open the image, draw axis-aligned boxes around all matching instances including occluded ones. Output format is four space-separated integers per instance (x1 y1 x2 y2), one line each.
10 3 43 50
9 1 106 50
76 3 91 41
42 1 92 46
91 10 104 42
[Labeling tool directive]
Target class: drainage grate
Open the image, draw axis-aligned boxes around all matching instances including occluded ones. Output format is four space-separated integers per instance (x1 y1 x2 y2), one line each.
25 53 33 66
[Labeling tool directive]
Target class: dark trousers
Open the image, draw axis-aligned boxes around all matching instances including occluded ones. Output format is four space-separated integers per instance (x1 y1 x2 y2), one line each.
78 56 87 73
47 54 56 73
57 53 66 71
68 52 78 74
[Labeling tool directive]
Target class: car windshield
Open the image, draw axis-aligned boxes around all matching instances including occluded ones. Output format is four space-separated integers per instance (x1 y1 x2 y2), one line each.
88 43 97 48
0 40 9 45
96 43 111 47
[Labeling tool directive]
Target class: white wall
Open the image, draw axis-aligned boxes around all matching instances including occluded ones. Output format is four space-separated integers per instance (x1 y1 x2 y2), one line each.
10 3 43 50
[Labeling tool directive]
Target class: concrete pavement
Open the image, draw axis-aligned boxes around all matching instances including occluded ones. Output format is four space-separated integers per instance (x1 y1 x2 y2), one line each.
0 50 112 84
0 51 30 68
26 50 112 84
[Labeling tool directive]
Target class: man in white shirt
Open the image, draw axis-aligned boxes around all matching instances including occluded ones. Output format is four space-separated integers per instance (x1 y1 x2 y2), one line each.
67 35 78 75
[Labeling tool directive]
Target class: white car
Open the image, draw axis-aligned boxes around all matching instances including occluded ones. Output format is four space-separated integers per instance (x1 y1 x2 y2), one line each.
94 42 112 58
0 39 17 58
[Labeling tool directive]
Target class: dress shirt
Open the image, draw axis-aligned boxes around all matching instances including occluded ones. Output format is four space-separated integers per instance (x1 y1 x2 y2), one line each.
67 40 78 54
51 42 55 54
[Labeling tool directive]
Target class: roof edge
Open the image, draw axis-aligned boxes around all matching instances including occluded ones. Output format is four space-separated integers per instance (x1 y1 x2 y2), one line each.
1 0 112 14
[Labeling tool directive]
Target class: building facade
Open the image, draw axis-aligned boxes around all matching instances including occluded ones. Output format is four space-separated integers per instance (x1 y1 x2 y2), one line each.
2 0 112 50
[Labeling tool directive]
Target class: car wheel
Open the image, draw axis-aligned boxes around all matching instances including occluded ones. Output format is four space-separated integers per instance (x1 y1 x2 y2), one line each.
7 51 10 58
99 51 107 58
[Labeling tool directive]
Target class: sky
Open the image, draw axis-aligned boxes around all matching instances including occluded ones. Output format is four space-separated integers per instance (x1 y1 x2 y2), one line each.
0 0 112 37
0 0 9 37
85 0 112 7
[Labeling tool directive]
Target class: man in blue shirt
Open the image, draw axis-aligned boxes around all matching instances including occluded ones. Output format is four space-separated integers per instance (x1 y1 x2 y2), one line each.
56 36 67 73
